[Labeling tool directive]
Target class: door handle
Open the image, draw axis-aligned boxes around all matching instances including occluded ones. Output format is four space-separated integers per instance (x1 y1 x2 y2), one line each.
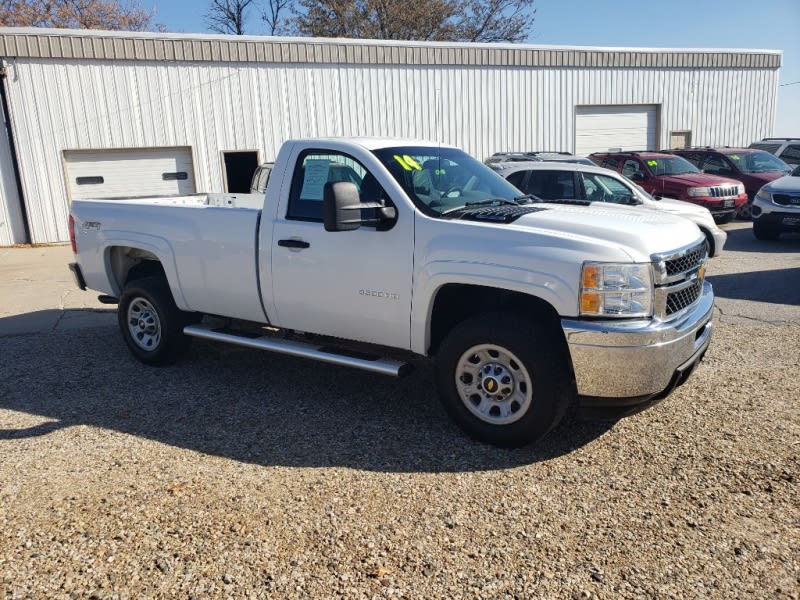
277 239 310 249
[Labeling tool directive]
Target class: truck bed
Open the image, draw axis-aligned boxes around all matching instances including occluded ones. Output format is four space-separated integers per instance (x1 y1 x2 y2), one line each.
71 193 269 323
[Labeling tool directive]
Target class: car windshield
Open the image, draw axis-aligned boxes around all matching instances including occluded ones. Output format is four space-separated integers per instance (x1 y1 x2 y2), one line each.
372 146 523 216
644 156 700 176
726 150 790 173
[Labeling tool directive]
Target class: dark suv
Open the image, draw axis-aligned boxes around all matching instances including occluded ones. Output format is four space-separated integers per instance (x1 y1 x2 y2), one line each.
589 151 746 223
667 147 792 219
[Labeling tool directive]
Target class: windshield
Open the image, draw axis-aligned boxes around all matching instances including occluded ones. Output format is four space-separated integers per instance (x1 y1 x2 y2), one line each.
644 156 700 176
726 151 790 174
372 146 523 216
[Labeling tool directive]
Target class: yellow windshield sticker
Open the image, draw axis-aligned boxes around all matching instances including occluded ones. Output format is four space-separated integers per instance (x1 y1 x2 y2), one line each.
647 160 658 167
731 155 740 160
393 155 412 171
402 155 423 170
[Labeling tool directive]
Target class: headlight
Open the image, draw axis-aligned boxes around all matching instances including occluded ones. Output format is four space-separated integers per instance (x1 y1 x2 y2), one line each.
580 262 653 317
755 188 771 203
737 183 745 195
687 187 710 197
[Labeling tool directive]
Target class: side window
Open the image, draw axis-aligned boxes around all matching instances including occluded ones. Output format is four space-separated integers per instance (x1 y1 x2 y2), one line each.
581 173 635 204
780 144 800 164
525 171 576 200
751 143 781 153
700 154 729 174
601 158 619 170
680 153 702 167
506 171 527 189
621 159 642 178
287 151 388 222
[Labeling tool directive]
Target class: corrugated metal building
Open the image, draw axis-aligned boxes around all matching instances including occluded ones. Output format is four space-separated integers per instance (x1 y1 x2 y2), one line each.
0 27 782 245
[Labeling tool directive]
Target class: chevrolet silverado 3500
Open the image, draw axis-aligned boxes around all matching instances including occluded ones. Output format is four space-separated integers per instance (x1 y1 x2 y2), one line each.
69 138 714 447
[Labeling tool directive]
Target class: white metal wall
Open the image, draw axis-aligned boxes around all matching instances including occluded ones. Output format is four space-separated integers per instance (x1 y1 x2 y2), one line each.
4 58 780 243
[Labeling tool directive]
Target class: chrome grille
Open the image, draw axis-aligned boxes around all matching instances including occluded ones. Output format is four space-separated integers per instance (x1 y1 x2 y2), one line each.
773 194 800 206
708 186 739 198
666 278 703 315
664 244 706 277
652 241 708 319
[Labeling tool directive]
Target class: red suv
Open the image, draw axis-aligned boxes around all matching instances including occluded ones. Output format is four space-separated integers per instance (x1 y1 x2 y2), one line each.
666 147 792 219
589 151 747 223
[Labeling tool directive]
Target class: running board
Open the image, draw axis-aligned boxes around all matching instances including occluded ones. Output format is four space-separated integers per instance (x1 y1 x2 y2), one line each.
183 323 412 377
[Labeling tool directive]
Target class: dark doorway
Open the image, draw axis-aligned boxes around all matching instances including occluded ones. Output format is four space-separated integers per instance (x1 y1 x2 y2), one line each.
223 151 259 193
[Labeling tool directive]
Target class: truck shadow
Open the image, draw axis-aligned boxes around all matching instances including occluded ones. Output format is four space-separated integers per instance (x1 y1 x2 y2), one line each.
0 324 615 473
707 267 800 306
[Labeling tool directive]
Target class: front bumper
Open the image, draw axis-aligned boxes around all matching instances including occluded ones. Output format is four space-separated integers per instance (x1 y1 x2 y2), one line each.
562 281 713 407
752 197 800 230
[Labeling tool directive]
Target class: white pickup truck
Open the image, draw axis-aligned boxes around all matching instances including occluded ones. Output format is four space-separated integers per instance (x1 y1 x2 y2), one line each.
68 138 714 447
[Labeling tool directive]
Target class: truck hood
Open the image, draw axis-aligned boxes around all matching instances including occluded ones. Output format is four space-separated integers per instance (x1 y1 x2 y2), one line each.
657 172 739 187
511 203 702 259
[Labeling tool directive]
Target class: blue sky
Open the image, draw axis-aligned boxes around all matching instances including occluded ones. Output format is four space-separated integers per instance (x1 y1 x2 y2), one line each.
148 0 799 133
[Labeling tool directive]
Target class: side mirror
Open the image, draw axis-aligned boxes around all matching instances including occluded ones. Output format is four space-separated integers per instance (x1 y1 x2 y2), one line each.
630 172 645 181
323 182 362 232
323 182 397 232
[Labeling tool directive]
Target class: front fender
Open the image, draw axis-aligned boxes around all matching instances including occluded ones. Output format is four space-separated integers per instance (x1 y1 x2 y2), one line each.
410 261 579 355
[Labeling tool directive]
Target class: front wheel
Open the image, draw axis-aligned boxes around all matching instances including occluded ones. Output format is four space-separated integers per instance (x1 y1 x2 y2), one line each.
117 276 198 365
753 220 781 241
435 312 572 447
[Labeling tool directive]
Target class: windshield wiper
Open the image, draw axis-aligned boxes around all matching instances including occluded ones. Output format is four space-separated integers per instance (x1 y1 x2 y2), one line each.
441 197 521 215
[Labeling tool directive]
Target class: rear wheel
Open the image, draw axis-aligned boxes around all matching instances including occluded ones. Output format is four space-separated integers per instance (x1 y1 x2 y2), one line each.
435 312 572 447
118 276 198 365
753 220 781 241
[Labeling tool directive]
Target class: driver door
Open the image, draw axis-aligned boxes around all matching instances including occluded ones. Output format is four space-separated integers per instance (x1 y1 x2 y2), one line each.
269 149 414 350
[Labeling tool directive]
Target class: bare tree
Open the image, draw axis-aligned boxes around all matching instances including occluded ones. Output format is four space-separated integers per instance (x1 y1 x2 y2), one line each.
205 0 255 35
261 0 293 35
293 0 535 42
0 0 153 30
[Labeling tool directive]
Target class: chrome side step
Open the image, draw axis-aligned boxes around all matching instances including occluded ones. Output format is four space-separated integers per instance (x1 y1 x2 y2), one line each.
183 323 412 377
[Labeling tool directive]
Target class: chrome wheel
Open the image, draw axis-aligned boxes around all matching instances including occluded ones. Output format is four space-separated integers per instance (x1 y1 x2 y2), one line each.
127 297 162 351
454 344 533 425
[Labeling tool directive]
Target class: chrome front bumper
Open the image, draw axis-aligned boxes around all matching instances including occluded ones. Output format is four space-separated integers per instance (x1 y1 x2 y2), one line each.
562 282 713 402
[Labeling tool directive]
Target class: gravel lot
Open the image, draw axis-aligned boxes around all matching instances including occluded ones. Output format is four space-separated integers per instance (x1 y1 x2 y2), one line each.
1 224 798 599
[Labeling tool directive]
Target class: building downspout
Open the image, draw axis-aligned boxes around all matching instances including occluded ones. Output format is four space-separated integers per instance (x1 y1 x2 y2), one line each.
0 61 31 244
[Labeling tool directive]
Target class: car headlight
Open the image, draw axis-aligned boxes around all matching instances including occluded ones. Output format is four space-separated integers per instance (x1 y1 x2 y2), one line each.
580 262 653 317
687 187 710 197
737 183 745 195
755 188 772 203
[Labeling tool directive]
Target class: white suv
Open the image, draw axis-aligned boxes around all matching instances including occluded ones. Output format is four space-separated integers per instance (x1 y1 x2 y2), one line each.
749 138 800 168
751 166 800 240
494 161 727 256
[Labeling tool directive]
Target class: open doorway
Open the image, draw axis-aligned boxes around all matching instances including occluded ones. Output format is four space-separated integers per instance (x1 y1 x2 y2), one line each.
222 151 259 193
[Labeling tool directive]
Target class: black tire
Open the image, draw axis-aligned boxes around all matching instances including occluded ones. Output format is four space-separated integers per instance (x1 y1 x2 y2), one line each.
700 228 714 258
435 312 573 448
117 276 197 365
753 220 781 241
736 195 753 220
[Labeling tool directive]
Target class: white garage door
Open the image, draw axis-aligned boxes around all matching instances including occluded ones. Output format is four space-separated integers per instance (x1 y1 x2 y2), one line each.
575 105 658 156
64 147 196 200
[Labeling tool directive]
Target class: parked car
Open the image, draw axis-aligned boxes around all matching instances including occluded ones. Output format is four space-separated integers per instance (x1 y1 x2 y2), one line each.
749 138 800 168
67 137 713 448
494 160 727 257
589 151 746 223
751 165 800 240
486 151 594 167
666 147 792 219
